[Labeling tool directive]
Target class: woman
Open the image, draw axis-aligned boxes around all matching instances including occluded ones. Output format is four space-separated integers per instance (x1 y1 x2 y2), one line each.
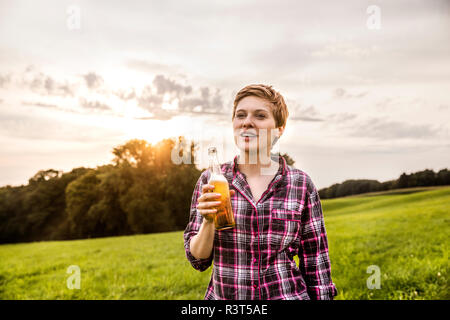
184 84 338 300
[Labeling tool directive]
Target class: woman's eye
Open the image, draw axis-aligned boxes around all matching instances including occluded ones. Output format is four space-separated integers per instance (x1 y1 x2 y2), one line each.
256 114 266 119
236 114 245 118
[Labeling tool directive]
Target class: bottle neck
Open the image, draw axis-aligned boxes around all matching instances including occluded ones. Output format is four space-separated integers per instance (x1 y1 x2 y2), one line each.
208 153 222 176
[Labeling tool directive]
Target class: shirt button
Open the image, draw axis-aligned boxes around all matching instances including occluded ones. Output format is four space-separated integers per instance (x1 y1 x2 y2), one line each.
252 258 257 264
253 284 257 289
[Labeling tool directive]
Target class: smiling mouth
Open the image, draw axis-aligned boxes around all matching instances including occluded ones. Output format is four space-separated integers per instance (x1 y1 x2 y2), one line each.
240 133 257 138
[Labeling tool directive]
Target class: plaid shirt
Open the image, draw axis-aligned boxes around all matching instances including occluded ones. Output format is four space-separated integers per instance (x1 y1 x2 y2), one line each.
184 155 338 300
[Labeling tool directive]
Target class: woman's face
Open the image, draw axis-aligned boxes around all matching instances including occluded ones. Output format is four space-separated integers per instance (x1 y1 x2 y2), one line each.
233 96 284 155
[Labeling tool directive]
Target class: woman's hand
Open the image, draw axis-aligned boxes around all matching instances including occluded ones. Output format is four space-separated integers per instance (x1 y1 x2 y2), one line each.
196 184 236 222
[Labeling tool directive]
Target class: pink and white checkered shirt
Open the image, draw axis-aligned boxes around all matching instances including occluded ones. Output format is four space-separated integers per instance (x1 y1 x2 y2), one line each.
184 155 338 300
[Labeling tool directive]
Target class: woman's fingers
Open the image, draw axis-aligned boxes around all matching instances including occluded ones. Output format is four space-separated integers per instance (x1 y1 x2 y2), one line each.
201 184 215 194
198 184 235 213
198 192 221 203
197 206 218 220
197 201 221 210
199 208 217 214
197 186 236 218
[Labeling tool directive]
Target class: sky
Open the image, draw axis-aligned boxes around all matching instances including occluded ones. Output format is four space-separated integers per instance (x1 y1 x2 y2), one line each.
0 0 449 189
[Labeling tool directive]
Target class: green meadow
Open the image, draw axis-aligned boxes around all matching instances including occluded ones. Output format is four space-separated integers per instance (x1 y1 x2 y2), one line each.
0 186 448 300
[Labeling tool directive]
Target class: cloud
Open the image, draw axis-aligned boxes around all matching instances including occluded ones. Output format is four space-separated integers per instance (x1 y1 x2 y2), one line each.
21 100 108 116
0 73 12 87
322 112 445 141
348 117 441 140
114 88 136 101
179 87 225 114
326 112 359 123
79 98 111 111
21 101 61 110
374 97 393 111
137 85 164 113
152 74 192 96
288 102 324 122
9 67 235 120
12 67 105 97
333 88 368 99
136 75 229 120
318 112 359 137
82 72 104 89
20 65 76 97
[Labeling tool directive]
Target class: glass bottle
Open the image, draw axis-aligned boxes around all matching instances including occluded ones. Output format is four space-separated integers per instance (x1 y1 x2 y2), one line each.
206 147 235 230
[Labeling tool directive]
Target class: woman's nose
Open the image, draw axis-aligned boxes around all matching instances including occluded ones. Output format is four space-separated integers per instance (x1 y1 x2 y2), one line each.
242 115 254 127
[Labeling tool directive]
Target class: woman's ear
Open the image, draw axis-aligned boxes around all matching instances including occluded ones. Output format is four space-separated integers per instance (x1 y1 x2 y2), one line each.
271 126 285 147
277 125 285 138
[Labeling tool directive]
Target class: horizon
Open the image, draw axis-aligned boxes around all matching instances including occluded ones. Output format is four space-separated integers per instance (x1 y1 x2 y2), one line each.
0 134 447 190
1 0 449 190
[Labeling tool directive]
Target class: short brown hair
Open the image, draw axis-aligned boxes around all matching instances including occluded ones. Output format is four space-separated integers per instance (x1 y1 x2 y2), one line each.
232 84 289 128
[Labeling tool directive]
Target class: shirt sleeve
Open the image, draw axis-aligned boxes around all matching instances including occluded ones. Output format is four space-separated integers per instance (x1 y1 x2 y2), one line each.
183 170 213 272
299 179 338 300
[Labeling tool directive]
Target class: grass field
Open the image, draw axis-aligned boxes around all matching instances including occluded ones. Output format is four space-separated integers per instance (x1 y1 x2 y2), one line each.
0 186 449 300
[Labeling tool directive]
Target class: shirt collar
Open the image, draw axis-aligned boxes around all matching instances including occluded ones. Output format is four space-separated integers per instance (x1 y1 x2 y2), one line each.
223 154 286 204
230 153 286 178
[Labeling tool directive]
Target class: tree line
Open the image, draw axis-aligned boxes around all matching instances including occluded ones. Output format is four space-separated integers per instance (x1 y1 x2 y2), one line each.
0 138 202 244
317 168 450 199
0 137 448 244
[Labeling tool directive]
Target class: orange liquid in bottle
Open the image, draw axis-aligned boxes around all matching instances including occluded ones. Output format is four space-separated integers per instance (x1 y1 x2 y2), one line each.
207 175 235 230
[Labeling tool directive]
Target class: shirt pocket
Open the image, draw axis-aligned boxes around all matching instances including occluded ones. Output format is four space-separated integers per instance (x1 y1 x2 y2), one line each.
269 209 302 252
